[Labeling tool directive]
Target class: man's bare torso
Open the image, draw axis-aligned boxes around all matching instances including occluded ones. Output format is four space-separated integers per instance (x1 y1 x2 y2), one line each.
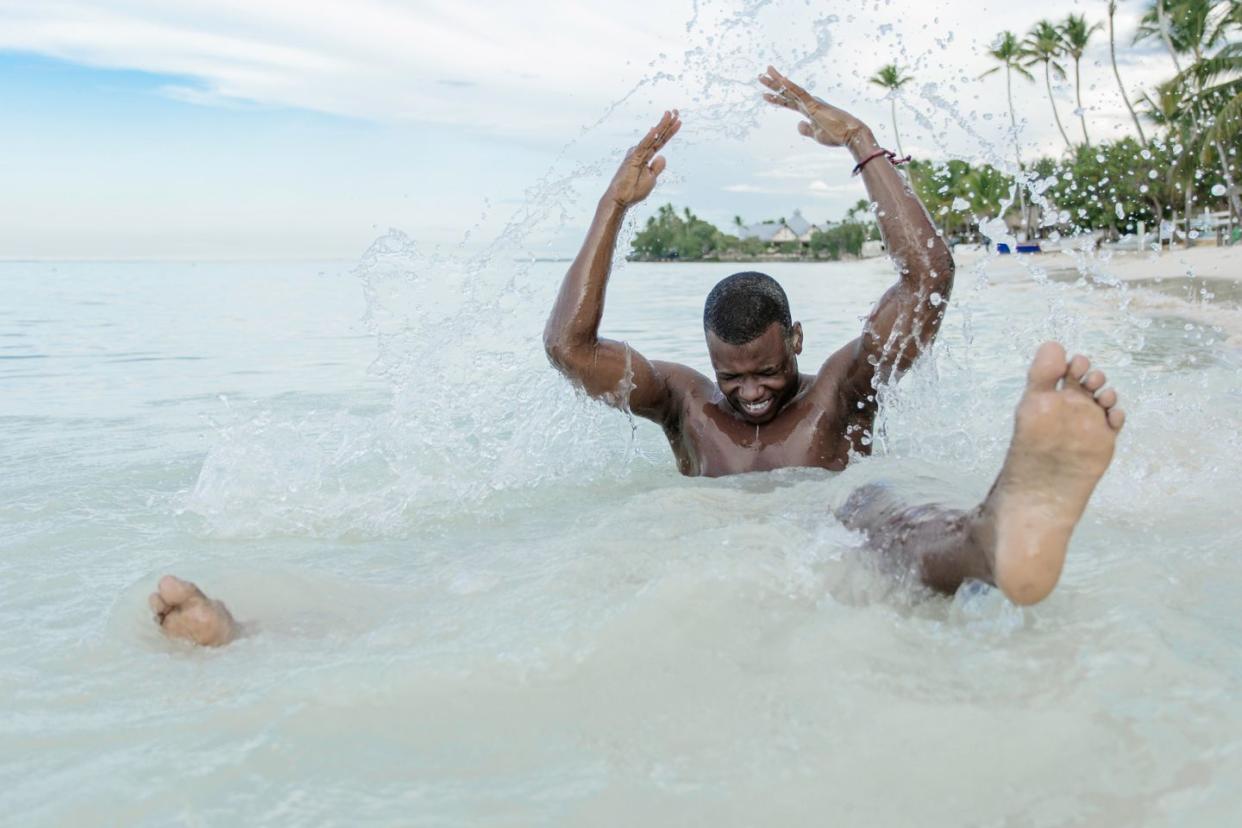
657 355 872 477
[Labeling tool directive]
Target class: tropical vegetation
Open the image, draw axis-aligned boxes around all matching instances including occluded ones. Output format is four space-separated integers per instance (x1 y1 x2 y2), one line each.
627 0 1241 260
629 203 878 261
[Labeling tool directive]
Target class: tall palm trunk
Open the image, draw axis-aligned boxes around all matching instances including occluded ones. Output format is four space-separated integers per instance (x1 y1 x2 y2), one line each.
1072 57 1090 145
1108 4 1147 145
1184 180 1194 248
1006 66 1031 239
1156 1 1183 75
1043 61 1074 149
889 98 905 158
1213 137 1242 220
888 96 921 197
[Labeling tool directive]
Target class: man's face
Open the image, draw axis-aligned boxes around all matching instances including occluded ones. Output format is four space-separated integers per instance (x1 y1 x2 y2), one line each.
706 321 803 424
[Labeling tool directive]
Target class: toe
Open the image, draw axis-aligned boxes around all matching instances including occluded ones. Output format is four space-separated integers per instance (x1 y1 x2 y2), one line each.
1107 407 1126 431
1096 388 1118 409
1027 341 1067 390
1082 370 1106 393
158 575 204 607
1067 354 1090 383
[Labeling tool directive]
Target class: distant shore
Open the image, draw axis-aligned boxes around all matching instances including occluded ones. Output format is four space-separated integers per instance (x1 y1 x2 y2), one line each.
624 254 874 264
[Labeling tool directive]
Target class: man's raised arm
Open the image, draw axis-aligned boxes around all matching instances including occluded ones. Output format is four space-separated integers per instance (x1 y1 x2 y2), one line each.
759 67 954 395
543 110 685 421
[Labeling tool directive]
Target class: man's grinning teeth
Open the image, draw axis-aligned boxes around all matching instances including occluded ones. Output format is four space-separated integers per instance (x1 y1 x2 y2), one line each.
741 399 771 414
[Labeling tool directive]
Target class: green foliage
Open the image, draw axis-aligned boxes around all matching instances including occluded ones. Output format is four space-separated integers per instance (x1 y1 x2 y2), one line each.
630 204 735 260
908 158 1017 238
808 223 869 259
1030 139 1184 233
627 204 880 261
870 63 912 91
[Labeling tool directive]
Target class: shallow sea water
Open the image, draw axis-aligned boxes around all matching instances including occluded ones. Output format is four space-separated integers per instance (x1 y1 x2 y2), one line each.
2 251 1241 825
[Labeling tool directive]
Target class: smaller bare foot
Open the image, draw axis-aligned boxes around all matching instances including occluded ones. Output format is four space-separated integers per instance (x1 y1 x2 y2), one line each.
984 342 1125 605
149 576 239 647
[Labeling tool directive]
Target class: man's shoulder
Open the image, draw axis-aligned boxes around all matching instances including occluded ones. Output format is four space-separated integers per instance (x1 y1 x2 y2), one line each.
651 360 713 392
807 342 868 407
649 361 717 419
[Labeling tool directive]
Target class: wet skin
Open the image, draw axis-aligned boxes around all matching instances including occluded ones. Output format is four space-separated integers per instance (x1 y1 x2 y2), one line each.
544 68 954 477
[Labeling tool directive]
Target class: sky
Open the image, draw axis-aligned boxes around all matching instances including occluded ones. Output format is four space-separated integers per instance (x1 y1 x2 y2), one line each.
0 0 1183 260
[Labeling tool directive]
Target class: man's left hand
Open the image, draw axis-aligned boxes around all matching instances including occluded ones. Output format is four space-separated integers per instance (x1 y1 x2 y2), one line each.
759 66 869 149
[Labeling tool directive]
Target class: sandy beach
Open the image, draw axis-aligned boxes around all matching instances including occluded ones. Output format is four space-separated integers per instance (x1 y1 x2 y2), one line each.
953 243 1240 284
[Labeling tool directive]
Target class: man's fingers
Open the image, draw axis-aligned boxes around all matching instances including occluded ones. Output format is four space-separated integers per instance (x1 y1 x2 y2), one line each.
762 65 810 101
640 110 680 160
652 114 681 152
649 155 667 177
636 113 668 153
762 92 799 112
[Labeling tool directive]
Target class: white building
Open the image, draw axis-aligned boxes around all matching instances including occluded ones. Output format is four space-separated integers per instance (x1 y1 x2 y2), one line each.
739 209 821 243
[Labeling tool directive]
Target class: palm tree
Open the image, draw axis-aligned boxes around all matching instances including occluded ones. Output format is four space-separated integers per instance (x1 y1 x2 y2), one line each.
1187 42 1242 149
1059 14 1103 145
869 63 914 157
1144 2 1241 218
1135 0 1228 72
1140 80 1199 245
1025 20 1075 150
981 31 1036 238
1178 40 1242 218
1108 0 1149 145
1139 0 1185 73
846 198 872 221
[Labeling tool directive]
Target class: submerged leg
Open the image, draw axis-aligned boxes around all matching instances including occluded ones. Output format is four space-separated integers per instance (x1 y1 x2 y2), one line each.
149 575 240 647
838 342 1125 605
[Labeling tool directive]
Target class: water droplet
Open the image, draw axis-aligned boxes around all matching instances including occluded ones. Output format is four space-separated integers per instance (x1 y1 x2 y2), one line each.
1148 170 1158 179
1115 203 1125 220
1212 183 1227 197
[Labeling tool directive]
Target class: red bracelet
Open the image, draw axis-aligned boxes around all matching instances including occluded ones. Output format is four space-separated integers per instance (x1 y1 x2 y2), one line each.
852 148 912 176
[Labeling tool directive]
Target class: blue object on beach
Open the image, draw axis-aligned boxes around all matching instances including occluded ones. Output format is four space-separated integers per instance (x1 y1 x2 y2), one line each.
995 242 1042 254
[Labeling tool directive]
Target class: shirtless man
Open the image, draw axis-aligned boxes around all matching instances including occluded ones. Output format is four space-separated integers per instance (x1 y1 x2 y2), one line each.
541 67 1125 603
150 67 1124 647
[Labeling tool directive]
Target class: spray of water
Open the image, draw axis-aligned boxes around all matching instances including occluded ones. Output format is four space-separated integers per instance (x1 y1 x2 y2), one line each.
184 0 1240 544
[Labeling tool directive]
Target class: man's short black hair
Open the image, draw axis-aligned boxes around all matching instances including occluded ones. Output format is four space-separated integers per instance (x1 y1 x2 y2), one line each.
703 271 792 345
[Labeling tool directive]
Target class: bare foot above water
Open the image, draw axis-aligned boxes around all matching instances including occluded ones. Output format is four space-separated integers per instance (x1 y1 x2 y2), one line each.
985 342 1126 605
149 575 240 647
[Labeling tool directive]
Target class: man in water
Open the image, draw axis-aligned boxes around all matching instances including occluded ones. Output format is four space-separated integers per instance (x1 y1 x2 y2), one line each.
152 67 1124 646
541 67 1125 605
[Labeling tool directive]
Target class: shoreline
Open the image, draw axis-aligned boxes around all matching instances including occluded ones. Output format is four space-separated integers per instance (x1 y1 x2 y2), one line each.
953 243 1241 283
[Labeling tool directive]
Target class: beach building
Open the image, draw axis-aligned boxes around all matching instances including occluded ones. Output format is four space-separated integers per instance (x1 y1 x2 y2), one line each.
739 209 822 244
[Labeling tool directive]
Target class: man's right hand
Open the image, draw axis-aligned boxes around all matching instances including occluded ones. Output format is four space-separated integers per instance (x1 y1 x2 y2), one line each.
604 109 681 208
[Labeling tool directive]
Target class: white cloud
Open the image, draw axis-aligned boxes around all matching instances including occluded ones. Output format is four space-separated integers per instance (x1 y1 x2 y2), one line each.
0 0 1203 257
0 0 677 135
0 0 1179 150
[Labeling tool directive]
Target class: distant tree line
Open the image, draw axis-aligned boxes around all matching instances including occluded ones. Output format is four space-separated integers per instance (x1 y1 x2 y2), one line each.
628 203 880 261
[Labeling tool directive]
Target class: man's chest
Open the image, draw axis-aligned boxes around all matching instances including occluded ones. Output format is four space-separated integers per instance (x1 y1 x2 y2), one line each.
670 398 860 477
